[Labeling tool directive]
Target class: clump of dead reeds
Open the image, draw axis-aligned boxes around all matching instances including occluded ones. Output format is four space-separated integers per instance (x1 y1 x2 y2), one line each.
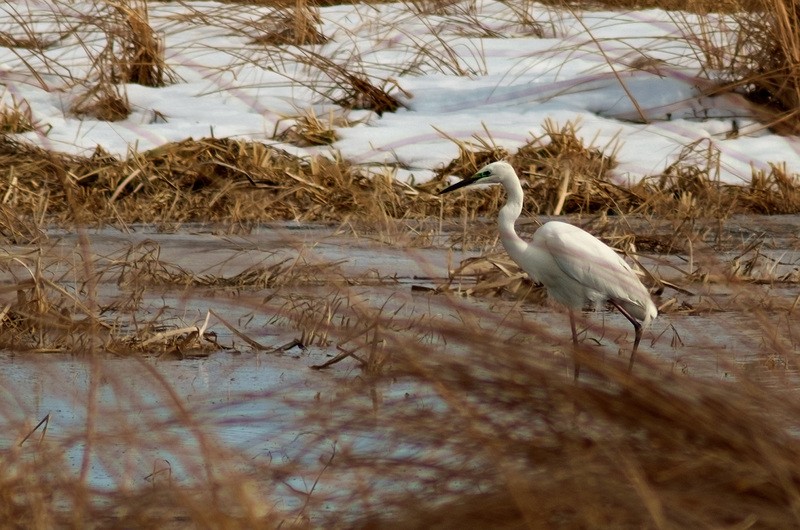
4 270 799 527
431 120 799 227
437 251 548 304
0 94 38 134
109 0 173 88
0 251 104 353
71 79 131 122
510 119 626 215
0 365 299 527
428 120 634 220
274 109 344 147
631 138 800 222
637 138 734 221
745 163 800 213
0 135 446 226
0 121 798 231
0 232 358 357
109 240 346 290
69 0 174 121
68 0 173 89
725 0 800 133
667 0 800 133
250 0 326 46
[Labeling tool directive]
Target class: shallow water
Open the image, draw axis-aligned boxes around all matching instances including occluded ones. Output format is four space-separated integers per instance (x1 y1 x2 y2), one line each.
0 352 312 488
0 218 798 520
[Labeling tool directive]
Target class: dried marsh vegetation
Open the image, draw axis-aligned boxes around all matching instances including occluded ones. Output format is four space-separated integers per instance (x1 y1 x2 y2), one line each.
248 0 326 46
1 0 800 527
429 121 800 228
72 0 172 120
323 316 800 528
707 0 800 133
0 135 430 226
1 117 798 232
0 233 379 359
0 169 798 527
1 267 799 527
0 372 299 529
2 0 173 122
645 0 800 133
0 94 38 135
528 0 800 133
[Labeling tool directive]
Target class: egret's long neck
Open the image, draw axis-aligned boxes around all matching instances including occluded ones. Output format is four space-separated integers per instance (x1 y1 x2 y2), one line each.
497 177 529 262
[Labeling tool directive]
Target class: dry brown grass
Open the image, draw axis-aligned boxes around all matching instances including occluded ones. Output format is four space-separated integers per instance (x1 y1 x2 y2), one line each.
287 48 407 116
107 1 173 88
426 120 628 221
1 1 800 526
523 0 800 134
173 0 407 116
719 0 800 133
745 164 800 214
428 121 800 231
0 95 38 135
274 108 346 147
0 365 302 528
660 0 800 134
66 0 174 121
0 234 356 357
1 119 798 234
1 0 174 122
0 194 797 528
327 322 800 528
240 249 799 527
249 0 326 45
0 214 797 526
3 286 798 528
0 135 434 226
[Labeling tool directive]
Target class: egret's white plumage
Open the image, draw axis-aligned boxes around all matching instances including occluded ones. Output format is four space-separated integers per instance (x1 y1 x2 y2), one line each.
439 161 657 376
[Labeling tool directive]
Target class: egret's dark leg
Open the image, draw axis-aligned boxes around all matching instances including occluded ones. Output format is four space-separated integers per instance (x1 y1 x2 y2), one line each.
609 299 642 372
569 309 580 381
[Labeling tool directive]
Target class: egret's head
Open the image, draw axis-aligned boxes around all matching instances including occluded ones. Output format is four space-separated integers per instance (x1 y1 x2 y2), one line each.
438 161 516 195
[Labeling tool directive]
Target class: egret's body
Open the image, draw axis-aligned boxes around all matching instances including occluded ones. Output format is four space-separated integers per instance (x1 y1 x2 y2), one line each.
439 161 656 376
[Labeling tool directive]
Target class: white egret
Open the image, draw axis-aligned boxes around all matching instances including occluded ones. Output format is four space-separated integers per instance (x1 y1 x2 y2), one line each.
439 161 656 378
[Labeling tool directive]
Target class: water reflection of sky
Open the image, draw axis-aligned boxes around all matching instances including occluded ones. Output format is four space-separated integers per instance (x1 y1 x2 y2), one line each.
0 354 323 489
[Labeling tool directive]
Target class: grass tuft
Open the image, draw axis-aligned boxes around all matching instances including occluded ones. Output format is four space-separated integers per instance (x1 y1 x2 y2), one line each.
0 94 38 134
274 108 345 147
250 0 326 46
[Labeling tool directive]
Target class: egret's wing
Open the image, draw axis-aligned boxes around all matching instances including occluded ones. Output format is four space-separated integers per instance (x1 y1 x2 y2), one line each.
538 222 650 307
